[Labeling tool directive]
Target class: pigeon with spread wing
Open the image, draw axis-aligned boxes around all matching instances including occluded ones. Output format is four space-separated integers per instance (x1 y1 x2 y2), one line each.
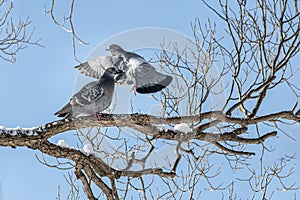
75 44 172 94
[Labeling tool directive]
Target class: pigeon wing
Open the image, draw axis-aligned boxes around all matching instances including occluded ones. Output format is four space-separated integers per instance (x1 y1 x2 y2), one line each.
73 81 105 106
75 55 125 79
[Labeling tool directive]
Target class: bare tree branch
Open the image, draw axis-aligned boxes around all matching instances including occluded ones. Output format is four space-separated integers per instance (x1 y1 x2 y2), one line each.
44 0 88 62
0 0 42 62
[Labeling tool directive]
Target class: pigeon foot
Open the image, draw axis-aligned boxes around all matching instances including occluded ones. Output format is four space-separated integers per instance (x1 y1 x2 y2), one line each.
130 83 137 96
94 112 110 120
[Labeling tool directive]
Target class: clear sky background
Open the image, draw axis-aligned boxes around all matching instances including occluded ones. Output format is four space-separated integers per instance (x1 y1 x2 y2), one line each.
0 1 299 199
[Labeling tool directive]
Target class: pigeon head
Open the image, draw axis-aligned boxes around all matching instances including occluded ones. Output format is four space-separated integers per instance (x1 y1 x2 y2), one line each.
104 67 124 78
106 44 125 56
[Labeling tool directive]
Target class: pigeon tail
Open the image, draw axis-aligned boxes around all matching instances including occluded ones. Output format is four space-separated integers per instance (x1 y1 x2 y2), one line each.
54 103 72 117
136 74 173 94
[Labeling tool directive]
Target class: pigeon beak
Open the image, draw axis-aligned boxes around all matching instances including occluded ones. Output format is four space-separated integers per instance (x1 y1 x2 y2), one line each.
114 74 122 81
105 48 110 51
114 73 125 81
116 69 124 74
114 70 125 81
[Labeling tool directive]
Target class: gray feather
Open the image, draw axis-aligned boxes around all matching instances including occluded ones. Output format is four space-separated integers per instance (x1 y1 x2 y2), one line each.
55 67 120 118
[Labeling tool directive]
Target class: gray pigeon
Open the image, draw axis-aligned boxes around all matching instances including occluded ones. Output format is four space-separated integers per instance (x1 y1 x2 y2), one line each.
76 44 173 94
55 67 123 118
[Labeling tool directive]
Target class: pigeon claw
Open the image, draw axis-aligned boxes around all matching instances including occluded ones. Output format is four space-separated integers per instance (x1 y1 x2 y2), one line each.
95 112 104 120
94 112 110 120
130 83 137 96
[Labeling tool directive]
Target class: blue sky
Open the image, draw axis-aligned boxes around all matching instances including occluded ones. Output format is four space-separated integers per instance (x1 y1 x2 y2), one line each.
0 0 299 199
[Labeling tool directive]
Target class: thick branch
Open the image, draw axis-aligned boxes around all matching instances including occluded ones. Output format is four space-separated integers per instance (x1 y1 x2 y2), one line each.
0 111 292 158
0 111 297 147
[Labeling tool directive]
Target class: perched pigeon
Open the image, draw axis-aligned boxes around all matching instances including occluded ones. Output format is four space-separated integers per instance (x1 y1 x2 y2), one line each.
75 44 173 94
55 67 123 118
